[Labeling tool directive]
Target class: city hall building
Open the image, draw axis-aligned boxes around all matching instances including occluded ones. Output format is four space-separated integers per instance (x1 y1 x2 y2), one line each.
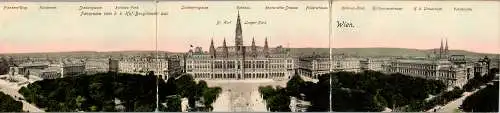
183 12 294 80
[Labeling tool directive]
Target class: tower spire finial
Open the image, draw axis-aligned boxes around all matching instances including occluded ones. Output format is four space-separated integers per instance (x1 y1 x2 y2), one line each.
445 38 448 51
440 38 443 48
440 38 444 53
222 37 228 58
251 36 257 57
235 10 243 50
209 37 216 58
210 37 214 46
223 37 226 45
264 37 269 57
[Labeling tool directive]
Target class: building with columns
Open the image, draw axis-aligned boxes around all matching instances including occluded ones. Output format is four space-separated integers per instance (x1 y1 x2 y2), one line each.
382 39 475 88
118 55 168 76
184 12 294 80
60 59 86 77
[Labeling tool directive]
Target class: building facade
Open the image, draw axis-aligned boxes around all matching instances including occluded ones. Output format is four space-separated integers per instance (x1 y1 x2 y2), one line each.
60 60 86 77
382 39 475 88
118 56 168 76
84 58 110 75
184 12 294 80
108 58 119 73
300 54 374 79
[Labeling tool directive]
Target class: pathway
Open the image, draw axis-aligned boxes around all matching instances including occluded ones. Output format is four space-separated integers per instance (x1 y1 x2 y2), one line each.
0 75 44 112
206 79 286 112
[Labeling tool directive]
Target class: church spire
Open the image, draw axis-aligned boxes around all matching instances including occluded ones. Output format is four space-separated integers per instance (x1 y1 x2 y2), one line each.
235 10 243 52
439 38 444 58
445 38 449 55
251 37 257 58
264 37 269 57
223 37 229 58
252 37 255 46
209 38 216 58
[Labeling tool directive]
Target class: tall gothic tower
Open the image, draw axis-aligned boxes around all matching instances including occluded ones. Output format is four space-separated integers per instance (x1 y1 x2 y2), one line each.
251 37 257 57
439 38 444 59
445 38 449 55
235 11 243 51
223 38 229 58
209 38 216 58
264 37 269 57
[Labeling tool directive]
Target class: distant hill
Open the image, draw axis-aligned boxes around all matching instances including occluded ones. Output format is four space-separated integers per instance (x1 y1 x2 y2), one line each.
289 48 498 58
0 51 178 58
1 48 497 59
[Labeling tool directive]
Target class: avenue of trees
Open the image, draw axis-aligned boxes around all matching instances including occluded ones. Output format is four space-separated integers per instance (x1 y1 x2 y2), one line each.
0 92 23 112
261 70 448 112
18 72 221 112
461 81 499 112
406 86 464 112
259 68 499 112
459 68 499 112
311 71 447 112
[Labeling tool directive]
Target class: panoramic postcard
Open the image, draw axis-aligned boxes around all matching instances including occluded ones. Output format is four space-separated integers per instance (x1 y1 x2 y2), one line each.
332 1 499 112
0 0 498 112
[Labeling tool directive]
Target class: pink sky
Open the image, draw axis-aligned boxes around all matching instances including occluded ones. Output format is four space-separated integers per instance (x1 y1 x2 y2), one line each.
333 1 499 54
0 1 498 54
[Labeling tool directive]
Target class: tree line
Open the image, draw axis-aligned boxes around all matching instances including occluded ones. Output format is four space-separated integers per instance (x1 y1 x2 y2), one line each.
260 70 448 112
18 72 221 112
408 68 499 112
0 57 14 75
461 81 499 112
0 92 23 112
259 68 499 112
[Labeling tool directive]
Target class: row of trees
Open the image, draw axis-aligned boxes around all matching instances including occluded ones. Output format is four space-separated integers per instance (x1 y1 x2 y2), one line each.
315 71 446 112
407 68 499 112
461 81 499 112
19 72 158 111
260 70 448 112
18 72 221 112
166 74 221 111
258 85 291 112
406 87 464 112
0 92 23 112
463 68 499 92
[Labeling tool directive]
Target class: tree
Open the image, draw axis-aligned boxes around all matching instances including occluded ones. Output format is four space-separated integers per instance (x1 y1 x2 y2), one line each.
19 73 164 112
75 95 86 111
175 75 197 98
373 90 388 109
301 71 446 112
0 56 9 75
286 74 304 97
89 105 98 112
160 95 181 112
461 82 499 112
258 85 276 100
202 87 221 111
266 87 291 112
159 77 177 103
0 92 23 112
196 80 208 98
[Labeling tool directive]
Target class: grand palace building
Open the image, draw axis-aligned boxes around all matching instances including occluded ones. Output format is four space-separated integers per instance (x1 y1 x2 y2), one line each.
183 12 294 80
382 39 491 88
